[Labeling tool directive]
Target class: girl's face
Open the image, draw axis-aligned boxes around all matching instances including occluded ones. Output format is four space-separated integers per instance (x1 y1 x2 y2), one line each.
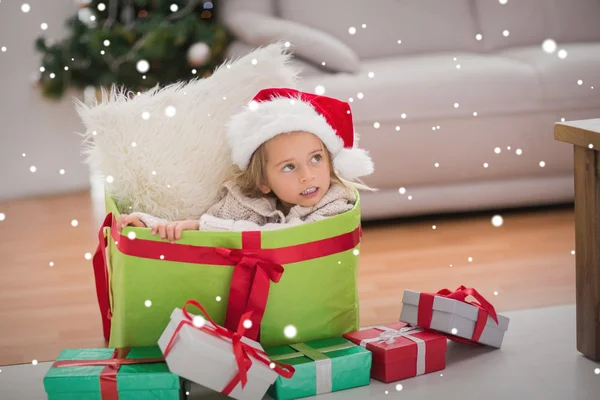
259 131 331 207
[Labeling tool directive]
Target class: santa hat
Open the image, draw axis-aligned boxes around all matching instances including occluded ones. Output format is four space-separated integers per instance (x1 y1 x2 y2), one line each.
226 87 374 181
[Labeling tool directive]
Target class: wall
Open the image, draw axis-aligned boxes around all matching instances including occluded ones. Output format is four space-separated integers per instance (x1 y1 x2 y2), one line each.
0 1 91 201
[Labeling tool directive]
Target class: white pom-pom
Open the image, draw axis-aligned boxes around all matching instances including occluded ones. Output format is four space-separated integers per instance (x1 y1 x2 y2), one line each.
333 148 374 180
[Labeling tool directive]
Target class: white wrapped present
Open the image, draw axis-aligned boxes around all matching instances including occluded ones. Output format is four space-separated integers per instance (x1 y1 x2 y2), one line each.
399 286 510 348
157 300 294 400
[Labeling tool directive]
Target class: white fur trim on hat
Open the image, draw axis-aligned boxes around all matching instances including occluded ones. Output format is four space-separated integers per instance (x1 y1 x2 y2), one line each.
334 147 374 180
227 96 344 169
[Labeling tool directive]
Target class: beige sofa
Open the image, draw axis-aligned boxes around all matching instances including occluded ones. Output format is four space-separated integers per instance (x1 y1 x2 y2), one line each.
220 0 600 220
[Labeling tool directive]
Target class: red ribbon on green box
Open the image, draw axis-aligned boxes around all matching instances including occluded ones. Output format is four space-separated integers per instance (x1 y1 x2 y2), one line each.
51 348 164 400
93 213 361 343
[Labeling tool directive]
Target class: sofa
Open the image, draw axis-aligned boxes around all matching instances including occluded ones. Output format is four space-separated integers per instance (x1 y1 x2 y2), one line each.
219 0 600 220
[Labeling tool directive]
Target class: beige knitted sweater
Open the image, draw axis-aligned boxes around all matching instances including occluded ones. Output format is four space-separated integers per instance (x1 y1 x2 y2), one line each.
131 181 356 231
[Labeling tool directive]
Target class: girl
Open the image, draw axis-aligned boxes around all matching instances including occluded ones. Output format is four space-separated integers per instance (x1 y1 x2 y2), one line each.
116 88 375 241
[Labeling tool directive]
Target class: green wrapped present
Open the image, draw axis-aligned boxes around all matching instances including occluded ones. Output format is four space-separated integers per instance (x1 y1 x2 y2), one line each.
93 192 362 350
43 347 183 400
265 337 372 399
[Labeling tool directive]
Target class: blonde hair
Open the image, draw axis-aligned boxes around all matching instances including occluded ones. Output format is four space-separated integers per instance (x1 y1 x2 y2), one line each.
230 140 376 198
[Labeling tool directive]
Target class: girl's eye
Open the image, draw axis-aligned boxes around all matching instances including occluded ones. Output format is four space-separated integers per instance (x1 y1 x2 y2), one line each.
282 164 295 172
311 154 322 163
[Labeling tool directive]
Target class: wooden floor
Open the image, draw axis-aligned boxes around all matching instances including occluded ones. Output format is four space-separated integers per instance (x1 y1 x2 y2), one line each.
0 190 576 366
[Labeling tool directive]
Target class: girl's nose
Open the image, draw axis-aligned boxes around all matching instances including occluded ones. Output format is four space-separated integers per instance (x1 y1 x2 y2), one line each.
300 167 315 183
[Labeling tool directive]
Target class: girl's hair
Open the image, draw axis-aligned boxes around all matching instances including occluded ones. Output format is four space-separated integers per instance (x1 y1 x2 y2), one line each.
230 140 376 198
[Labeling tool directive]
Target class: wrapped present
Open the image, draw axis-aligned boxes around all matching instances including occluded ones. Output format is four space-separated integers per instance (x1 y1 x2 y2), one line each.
93 192 362 349
265 337 372 399
399 286 510 348
43 347 182 400
157 300 295 400
344 322 446 382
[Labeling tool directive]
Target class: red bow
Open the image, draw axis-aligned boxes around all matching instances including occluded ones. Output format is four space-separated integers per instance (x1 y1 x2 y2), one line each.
163 300 294 395
216 247 284 341
417 286 499 344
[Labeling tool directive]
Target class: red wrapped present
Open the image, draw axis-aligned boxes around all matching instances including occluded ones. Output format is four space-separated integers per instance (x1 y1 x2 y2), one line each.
343 322 447 383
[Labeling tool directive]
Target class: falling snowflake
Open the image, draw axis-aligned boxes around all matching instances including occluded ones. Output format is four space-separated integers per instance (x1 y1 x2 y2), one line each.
542 39 557 54
136 60 150 73
491 215 504 227
284 325 297 338
165 106 176 117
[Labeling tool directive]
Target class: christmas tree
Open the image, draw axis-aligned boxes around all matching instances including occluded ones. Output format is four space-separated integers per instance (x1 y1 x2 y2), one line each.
35 0 231 99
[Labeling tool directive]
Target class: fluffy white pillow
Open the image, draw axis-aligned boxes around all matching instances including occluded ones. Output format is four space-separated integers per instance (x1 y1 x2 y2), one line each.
224 11 361 73
76 43 301 221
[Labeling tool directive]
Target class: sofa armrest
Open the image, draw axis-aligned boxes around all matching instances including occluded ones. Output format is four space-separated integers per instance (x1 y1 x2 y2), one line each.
223 11 360 73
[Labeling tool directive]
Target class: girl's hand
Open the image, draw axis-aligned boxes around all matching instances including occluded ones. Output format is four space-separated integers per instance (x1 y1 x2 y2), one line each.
116 214 146 235
152 220 200 242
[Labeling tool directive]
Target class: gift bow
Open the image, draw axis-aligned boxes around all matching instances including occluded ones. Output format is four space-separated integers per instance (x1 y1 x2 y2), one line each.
375 326 424 344
359 325 427 376
216 247 285 341
163 300 294 396
418 285 499 344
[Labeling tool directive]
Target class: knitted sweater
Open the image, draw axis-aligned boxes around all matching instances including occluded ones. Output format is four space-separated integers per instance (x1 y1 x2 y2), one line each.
130 181 356 231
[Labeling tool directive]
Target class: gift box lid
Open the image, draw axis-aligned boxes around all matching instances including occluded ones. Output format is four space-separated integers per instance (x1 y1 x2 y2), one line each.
166 307 271 364
160 307 279 388
265 337 371 394
402 290 510 331
43 347 180 394
343 322 447 364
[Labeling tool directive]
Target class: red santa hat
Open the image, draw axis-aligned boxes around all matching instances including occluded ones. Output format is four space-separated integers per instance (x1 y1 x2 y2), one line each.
226 87 374 181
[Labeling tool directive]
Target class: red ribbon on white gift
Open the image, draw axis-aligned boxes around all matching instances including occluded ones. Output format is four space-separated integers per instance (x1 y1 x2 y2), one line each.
359 326 427 375
162 300 294 396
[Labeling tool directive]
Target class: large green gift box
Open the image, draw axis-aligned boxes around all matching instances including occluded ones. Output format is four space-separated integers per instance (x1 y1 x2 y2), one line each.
93 193 362 349
265 337 372 399
43 347 183 400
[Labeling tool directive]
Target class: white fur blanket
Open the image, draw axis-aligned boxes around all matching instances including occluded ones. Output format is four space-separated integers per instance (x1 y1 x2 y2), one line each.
76 43 300 221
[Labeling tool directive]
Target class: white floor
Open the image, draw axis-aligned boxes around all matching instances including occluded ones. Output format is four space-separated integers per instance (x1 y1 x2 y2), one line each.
1 304 599 400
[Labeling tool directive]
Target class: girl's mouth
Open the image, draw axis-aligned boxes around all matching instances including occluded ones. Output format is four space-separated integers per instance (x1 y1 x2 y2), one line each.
300 187 319 197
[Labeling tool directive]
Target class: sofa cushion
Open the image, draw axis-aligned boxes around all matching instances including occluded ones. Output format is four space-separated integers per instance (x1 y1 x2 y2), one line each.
221 0 276 16
224 11 361 73
276 0 479 59
297 52 543 123
498 43 600 110
474 0 600 52
224 40 325 77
